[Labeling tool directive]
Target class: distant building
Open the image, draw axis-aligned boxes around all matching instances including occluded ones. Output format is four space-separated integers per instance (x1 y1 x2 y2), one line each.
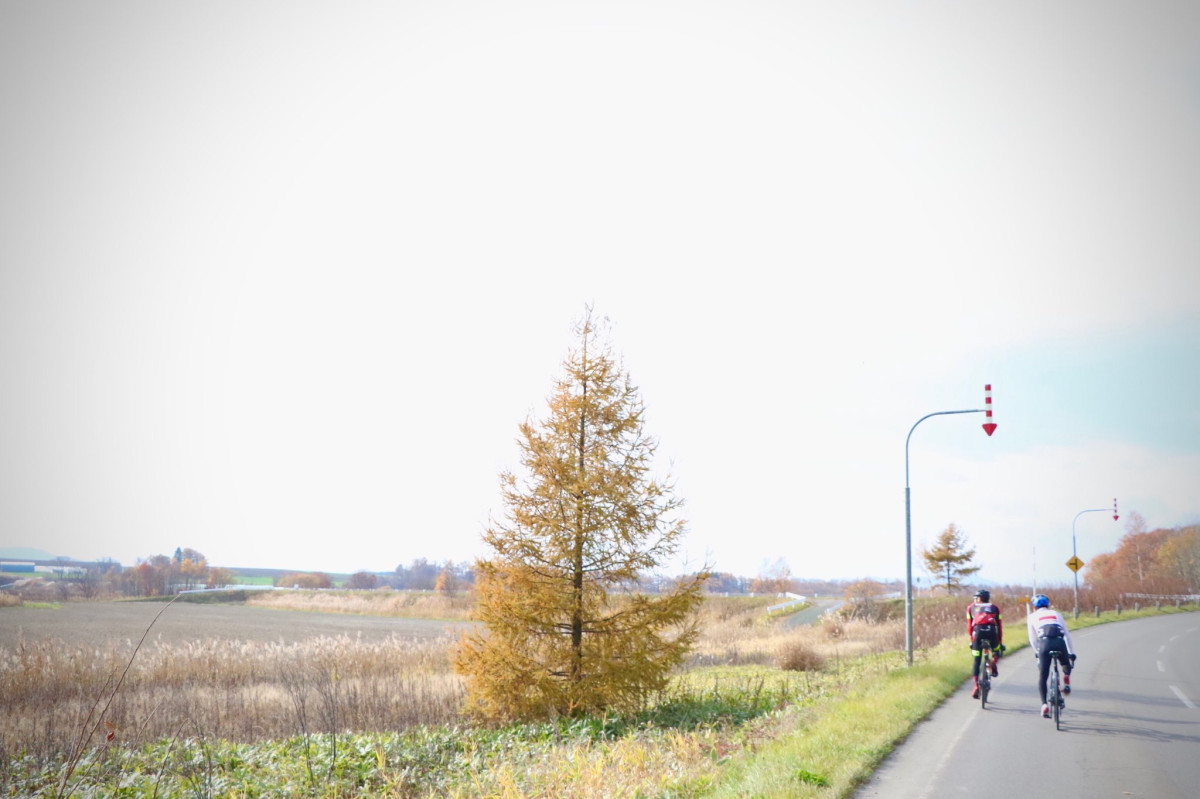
0 561 36 573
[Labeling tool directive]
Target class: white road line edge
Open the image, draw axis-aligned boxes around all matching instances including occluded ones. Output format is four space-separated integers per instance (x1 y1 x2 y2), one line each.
1169 685 1196 709
915 709 978 799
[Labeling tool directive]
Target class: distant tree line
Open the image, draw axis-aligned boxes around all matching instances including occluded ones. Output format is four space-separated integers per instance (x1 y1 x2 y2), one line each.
112 548 235 596
3 550 904 601
14 548 238 599
388 558 474 591
1085 513 1200 598
334 559 481 591
2 551 481 599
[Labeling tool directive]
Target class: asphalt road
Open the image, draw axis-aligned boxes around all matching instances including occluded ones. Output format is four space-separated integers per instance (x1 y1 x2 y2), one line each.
782 598 844 628
856 612 1200 798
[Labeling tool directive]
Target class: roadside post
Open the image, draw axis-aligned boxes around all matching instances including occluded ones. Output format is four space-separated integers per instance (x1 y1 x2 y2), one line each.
1070 499 1118 618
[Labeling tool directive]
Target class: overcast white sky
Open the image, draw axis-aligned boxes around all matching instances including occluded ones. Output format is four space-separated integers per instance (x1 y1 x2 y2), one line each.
2 1 1198 587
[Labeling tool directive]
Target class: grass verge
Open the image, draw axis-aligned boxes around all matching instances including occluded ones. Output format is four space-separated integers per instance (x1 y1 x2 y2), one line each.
701 637 963 798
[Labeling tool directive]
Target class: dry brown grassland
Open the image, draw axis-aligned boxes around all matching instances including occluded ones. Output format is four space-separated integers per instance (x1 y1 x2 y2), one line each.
0 590 964 768
246 587 476 620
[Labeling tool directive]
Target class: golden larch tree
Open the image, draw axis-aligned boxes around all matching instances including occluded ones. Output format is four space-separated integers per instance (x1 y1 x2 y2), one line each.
454 308 709 722
921 523 980 593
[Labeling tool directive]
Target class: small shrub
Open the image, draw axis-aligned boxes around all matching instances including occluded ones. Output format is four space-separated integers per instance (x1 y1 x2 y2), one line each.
794 768 830 786
776 640 825 672
820 615 844 639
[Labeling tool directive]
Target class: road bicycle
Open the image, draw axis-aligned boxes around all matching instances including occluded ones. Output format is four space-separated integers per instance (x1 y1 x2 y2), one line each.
977 644 994 708
1048 653 1065 730
969 638 998 705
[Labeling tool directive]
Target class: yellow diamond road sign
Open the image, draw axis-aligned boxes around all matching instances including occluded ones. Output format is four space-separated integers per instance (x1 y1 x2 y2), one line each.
1066 556 1085 572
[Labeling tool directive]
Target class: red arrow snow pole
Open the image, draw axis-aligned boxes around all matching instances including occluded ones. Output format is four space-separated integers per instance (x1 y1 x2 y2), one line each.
982 384 997 436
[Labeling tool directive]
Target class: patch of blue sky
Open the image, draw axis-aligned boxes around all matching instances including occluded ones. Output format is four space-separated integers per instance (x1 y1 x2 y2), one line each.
989 315 1200 455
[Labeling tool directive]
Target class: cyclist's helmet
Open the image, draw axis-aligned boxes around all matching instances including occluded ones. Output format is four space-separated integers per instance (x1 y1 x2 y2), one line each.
974 589 990 602
1033 594 1050 609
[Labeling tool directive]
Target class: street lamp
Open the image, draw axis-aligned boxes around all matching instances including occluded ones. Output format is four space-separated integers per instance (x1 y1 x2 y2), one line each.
904 385 997 666
1070 498 1119 618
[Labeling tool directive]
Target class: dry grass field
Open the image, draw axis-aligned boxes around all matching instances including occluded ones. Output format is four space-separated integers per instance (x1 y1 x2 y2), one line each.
3 588 1186 797
0 596 475 763
0 596 470 650
0 590 963 789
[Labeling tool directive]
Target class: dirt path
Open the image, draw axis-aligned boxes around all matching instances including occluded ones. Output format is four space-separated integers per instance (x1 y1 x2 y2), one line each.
0 600 472 650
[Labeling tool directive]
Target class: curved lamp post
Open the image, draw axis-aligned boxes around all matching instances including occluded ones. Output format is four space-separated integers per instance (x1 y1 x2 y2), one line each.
904 385 997 666
1070 499 1118 618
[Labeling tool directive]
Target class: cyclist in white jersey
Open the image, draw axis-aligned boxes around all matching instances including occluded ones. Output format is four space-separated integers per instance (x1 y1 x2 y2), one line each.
1027 594 1077 718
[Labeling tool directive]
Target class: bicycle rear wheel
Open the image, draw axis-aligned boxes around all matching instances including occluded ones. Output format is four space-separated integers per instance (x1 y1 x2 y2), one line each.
1051 667 1062 730
979 653 991 708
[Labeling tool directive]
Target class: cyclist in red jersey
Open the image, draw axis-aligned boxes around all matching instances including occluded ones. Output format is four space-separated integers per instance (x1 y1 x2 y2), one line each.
967 589 1004 699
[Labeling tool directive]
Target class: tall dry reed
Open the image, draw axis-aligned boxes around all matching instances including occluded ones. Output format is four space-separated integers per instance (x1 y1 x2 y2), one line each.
690 596 913 669
0 631 464 763
246 589 475 620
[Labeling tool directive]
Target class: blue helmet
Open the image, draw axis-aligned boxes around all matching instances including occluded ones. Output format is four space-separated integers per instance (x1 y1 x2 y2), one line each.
1033 594 1050 609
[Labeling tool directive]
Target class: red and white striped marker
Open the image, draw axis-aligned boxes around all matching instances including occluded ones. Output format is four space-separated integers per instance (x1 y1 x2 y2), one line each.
982 384 997 437
1113 498 1119 522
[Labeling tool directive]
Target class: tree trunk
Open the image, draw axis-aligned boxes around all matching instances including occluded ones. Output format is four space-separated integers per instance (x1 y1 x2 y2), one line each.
570 357 588 687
